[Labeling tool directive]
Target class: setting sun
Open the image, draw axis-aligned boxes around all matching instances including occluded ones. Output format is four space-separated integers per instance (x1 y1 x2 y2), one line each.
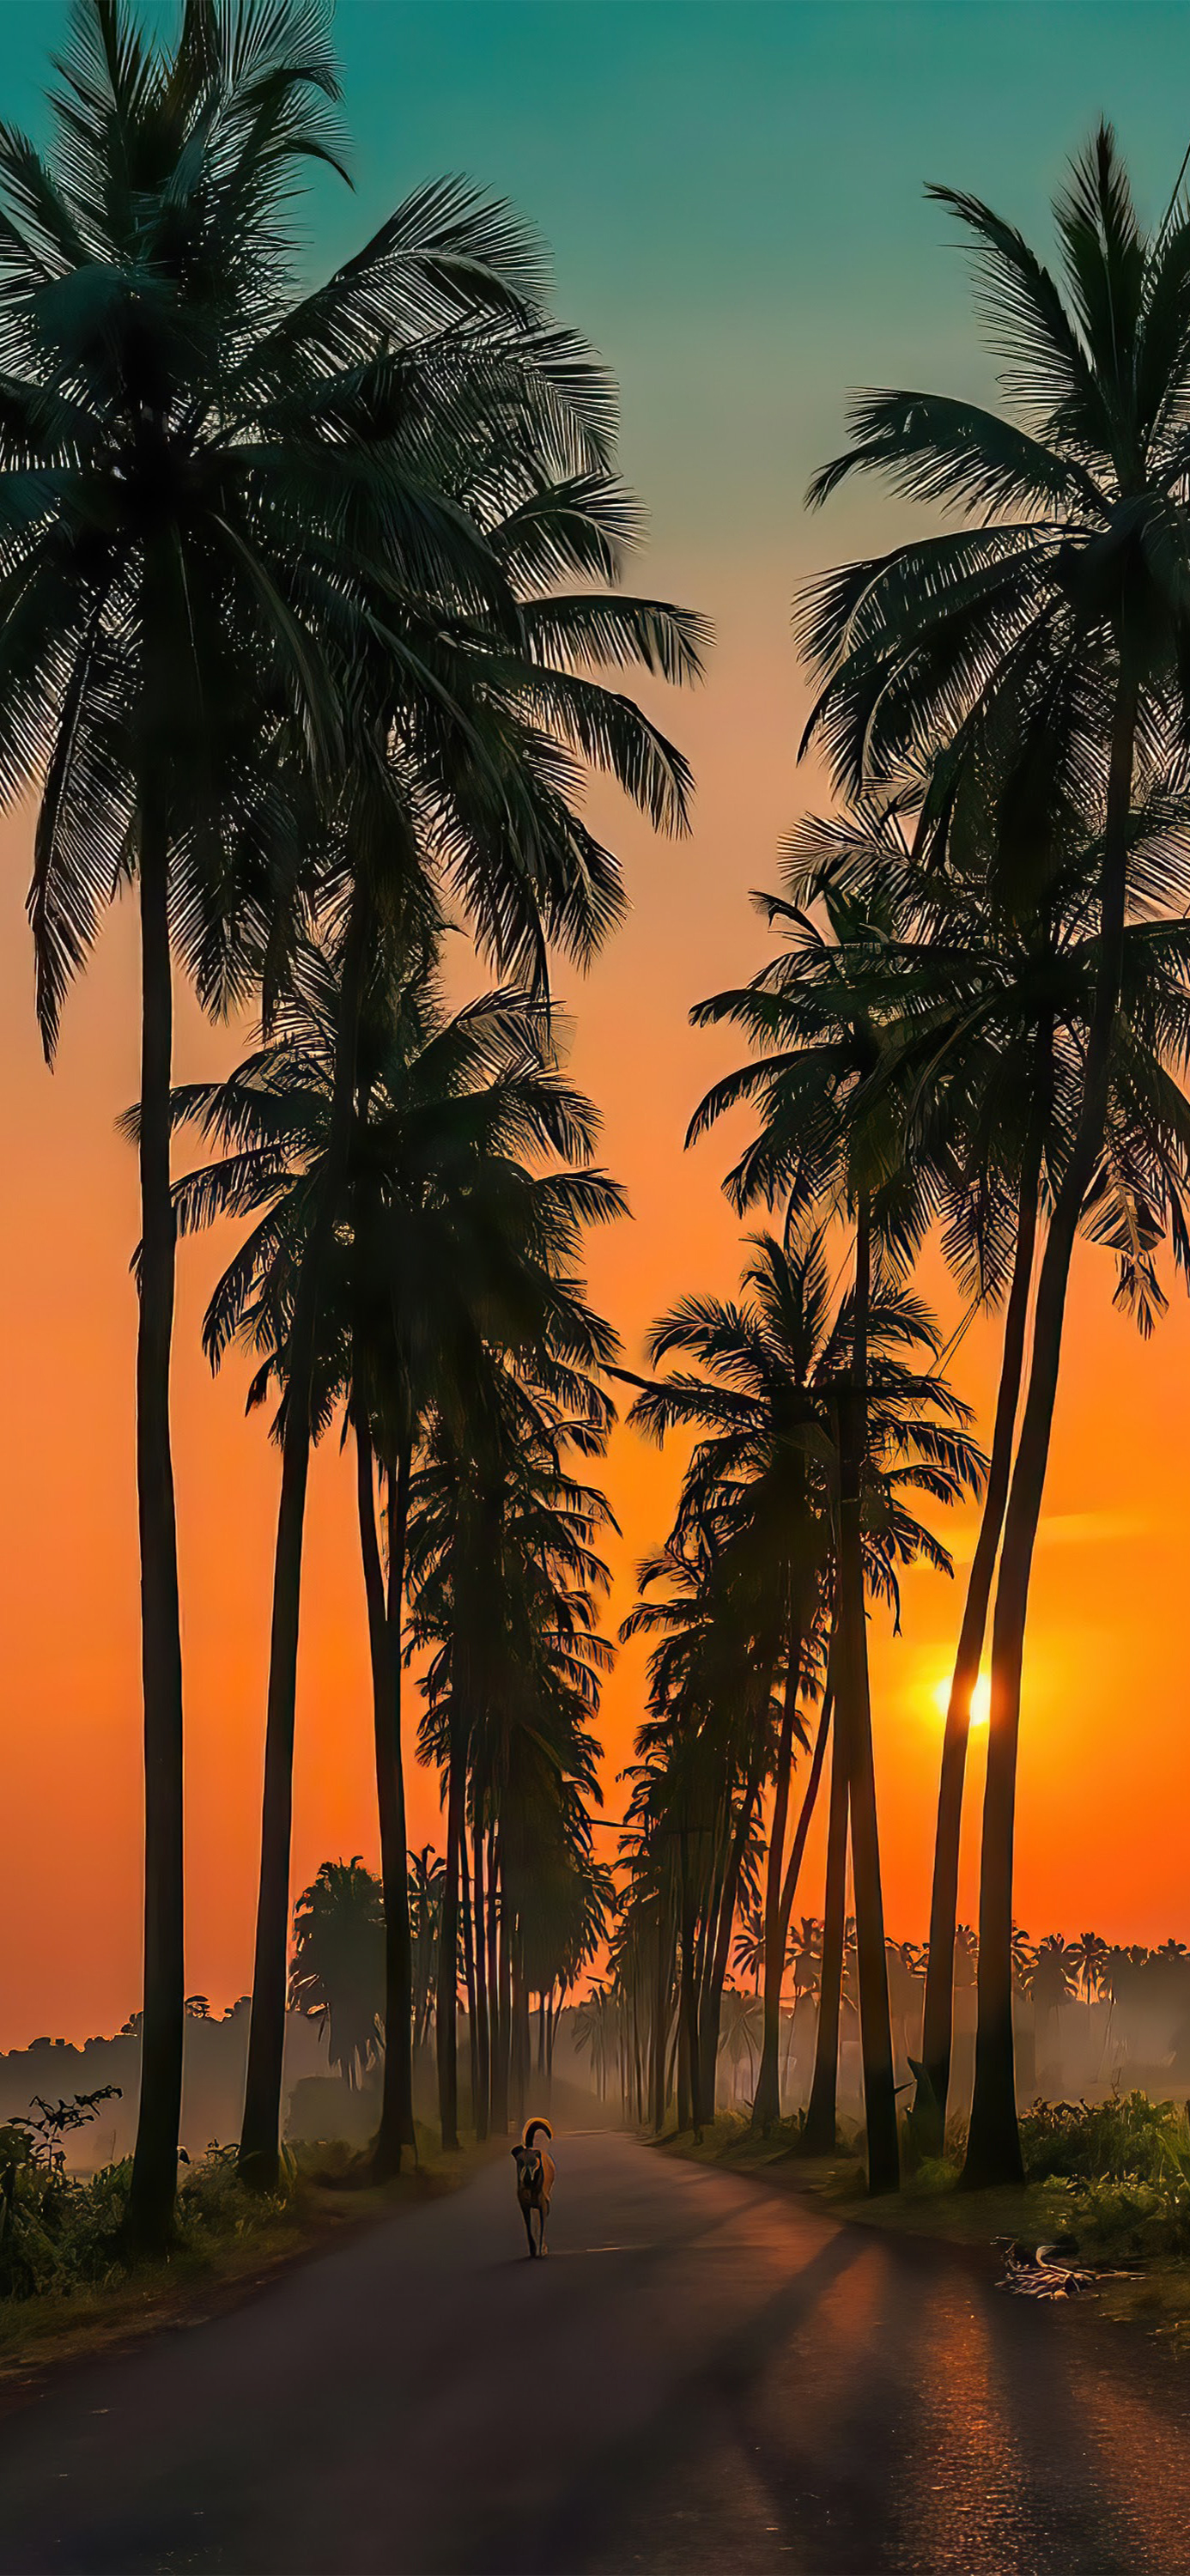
932 1672 991 1727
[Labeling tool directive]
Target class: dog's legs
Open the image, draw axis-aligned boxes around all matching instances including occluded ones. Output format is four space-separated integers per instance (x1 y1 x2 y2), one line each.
522 2202 537 2258
537 2204 548 2257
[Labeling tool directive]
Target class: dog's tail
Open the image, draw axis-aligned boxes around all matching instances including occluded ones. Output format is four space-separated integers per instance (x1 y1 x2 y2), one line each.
522 2117 553 2150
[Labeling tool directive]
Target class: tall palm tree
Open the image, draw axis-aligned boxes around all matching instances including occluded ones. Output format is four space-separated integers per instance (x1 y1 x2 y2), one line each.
797 129 1190 2184
410 1364 616 2143
774 795 1190 2148
236 422 704 2184
288 1860 385 2093
171 942 621 2171
689 876 965 2185
621 1516 776 2136
0 0 635 2250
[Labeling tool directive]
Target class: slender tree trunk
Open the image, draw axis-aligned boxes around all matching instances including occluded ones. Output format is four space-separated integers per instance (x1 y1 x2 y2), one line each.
778 1683 833 1954
677 2009 692 2134
489 1830 508 2136
650 1918 671 2133
356 1435 416 2180
240 900 367 2188
701 1748 766 2115
497 1876 513 2129
837 1204 898 2192
461 1838 479 2131
125 804 185 2256
677 1832 703 2136
965 673 1138 2189
753 1620 804 2131
802 1697 849 2154
472 1816 490 2141
754 1675 833 2133
920 1116 1043 2154
436 1744 465 2149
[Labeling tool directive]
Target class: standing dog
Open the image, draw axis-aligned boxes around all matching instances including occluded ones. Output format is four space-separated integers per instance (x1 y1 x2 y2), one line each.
512 2117 555 2257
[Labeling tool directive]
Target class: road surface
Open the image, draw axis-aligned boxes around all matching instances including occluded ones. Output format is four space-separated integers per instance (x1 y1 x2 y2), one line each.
1 2130 1188 2574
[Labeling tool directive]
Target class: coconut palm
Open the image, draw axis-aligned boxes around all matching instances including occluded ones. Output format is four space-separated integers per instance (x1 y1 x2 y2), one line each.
410 1365 616 2143
798 128 1190 2184
621 1514 776 2136
289 1860 385 2091
171 940 622 2171
235 409 704 2185
629 1227 982 2141
689 870 991 2184
0 0 677 2249
781 797 1190 2151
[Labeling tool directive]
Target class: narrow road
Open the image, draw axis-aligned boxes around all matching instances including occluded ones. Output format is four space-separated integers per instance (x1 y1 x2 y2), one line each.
1 2130 1188 2575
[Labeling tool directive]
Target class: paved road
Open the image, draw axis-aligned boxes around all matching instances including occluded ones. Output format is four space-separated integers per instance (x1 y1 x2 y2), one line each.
1 2131 1189 2574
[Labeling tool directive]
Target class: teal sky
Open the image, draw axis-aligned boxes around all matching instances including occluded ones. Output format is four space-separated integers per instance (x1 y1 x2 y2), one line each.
3 3 1190 556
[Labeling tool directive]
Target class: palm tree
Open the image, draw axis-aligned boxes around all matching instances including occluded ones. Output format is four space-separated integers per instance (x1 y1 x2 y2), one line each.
410 1366 616 2144
1029 1935 1079 2093
172 942 622 2170
780 796 1190 2150
407 1849 446 2059
628 1232 832 2132
235 405 703 2186
797 129 1190 2185
689 873 987 2184
289 1860 385 2093
621 1520 775 2136
0 0 653 2251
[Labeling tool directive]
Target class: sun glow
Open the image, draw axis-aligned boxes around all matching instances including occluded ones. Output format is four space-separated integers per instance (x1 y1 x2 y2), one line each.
932 1672 991 1727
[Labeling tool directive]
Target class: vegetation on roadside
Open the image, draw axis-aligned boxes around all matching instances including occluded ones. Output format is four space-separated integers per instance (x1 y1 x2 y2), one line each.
0 2113 489 2385
660 2093 1190 2299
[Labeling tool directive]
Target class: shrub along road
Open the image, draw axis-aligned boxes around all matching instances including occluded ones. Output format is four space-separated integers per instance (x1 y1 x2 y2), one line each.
0 2129 1187 2573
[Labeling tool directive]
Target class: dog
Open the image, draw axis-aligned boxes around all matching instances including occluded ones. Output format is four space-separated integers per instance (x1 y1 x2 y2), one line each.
512 2117 554 2257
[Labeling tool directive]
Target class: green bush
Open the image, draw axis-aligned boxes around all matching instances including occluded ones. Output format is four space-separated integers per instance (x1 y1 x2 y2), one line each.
0 2131 301 2304
1015 2093 1190 2264
1019 2090 1185 2184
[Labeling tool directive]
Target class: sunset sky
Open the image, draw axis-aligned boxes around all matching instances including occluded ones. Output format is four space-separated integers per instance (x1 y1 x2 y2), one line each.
3 0 1190 2048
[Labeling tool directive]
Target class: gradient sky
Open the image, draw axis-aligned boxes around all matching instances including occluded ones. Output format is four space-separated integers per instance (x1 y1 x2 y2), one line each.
4 1 1190 2045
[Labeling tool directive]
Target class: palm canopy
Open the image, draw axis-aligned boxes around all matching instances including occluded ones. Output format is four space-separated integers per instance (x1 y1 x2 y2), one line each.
628 1227 986 1628
2 0 707 1036
761 793 1190 1331
798 126 1190 860
161 939 626 1443
288 1857 385 2091
408 1368 616 1980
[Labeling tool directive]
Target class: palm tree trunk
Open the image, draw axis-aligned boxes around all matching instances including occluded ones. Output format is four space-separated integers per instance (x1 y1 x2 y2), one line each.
436 1742 465 2149
462 1846 479 2128
964 673 1138 2190
472 1816 490 2141
754 1620 804 2131
240 898 368 2189
838 1205 898 2192
489 1829 508 2136
677 1830 703 2136
700 1751 764 2118
919 1109 1043 2155
802 1683 849 2154
125 804 185 2256
650 1917 671 2132
356 1437 415 2181
778 1682 833 1955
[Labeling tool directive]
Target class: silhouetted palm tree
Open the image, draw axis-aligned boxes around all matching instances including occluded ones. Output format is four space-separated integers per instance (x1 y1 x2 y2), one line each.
798 127 1190 2185
0 0 671 2248
289 1861 385 2092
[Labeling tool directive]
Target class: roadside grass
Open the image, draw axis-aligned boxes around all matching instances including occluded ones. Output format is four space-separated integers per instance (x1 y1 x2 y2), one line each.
0 2126 495 2394
654 2094 1190 2339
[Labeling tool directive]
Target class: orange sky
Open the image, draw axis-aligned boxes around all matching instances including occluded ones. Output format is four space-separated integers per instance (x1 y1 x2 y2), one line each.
3 553 1188 2049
